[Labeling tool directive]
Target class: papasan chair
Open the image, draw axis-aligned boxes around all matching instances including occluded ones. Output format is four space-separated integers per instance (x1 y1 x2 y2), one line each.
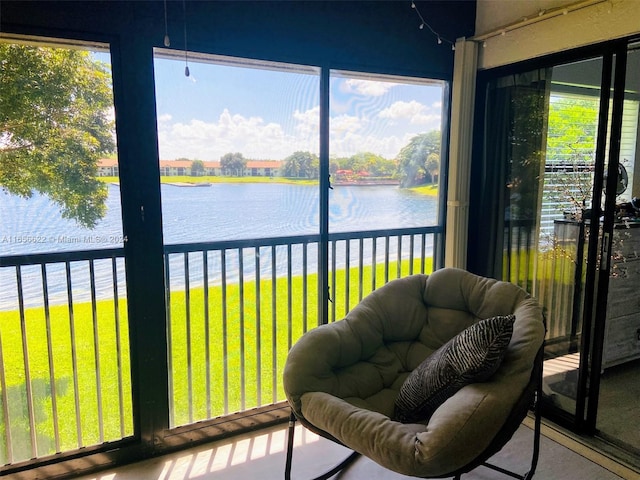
283 268 545 480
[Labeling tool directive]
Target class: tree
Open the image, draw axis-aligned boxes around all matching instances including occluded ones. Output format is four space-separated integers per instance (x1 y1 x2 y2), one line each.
0 43 115 228
395 131 441 187
281 151 319 179
191 159 205 176
347 152 395 178
425 153 440 184
220 152 246 176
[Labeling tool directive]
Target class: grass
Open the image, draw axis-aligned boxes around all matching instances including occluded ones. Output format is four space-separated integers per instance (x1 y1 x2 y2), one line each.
98 175 318 186
98 176 440 196
0 258 431 462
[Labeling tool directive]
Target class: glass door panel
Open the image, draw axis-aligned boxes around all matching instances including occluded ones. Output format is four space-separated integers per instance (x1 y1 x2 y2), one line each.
153 50 320 427
327 72 445 317
479 56 610 424
540 57 609 423
0 36 132 464
596 41 640 455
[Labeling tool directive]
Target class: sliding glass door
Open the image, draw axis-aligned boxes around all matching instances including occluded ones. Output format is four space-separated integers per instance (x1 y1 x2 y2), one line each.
153 52 449 433
153 51 320 427
473 40 639 450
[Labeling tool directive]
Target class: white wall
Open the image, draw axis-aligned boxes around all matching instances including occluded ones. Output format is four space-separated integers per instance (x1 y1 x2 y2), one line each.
476 0 640 69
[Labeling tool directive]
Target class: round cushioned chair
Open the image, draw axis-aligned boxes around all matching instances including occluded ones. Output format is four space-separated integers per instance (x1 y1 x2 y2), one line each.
283 268 545 480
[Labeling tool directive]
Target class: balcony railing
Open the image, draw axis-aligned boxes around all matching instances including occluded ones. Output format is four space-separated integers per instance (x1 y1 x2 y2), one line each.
0 226 440 467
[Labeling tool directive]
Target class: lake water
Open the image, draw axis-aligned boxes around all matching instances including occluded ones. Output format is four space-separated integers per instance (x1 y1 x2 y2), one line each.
0 183 438 309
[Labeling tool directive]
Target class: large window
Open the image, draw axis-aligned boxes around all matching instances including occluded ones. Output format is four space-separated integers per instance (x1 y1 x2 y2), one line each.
153 51 447 428
0 36 132 464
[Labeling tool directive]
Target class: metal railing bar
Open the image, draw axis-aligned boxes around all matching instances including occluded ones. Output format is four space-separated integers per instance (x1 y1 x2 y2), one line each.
271 245 277 404
328 226 441 242
345 240 351 314
384 236 390 284
330 240 337 323
65 261 83 448
302 243 308 334
396 235 403 278
159 227 441 256
184 253 193 424
163 234 320 254
41 264 61 453
0 327 13 463
238 248 246 412
254 246 262 407
0 247 125 267
421 234 427 272
89 260 105 443
16 266 38 458
15 266 38 457
221 249 229 415
371 237 377 291
409 235 415 275
203 251 211 420
358 238 364 302
111 258 126 438
287 244 292 351
164 254 174 427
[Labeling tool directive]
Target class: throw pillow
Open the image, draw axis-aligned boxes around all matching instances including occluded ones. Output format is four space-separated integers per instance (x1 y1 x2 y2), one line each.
394 314 515 424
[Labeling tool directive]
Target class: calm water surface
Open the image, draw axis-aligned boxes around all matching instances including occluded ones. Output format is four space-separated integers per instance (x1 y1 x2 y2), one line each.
0 182 438 308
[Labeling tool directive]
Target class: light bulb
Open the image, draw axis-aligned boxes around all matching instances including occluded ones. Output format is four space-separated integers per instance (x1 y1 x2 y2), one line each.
164 34 170 47
419 23 424 30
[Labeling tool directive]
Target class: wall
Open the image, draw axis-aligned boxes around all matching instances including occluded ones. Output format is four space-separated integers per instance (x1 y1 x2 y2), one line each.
1 1 475 78
475 0 640 70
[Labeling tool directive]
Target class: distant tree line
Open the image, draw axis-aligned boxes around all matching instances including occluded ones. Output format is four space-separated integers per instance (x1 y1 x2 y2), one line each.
183 130 442 187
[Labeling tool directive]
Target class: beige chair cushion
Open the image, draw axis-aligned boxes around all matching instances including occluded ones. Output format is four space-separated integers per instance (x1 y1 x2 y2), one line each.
283 267 545 478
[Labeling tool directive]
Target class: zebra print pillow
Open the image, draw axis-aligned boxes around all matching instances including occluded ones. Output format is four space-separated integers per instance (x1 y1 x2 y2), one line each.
394 314 515 424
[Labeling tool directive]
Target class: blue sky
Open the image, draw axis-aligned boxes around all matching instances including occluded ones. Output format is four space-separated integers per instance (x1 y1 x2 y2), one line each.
98 52 444 161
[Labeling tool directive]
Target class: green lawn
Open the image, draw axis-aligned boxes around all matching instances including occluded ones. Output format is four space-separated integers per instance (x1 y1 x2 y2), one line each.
0 258 431 462
98 176 440 196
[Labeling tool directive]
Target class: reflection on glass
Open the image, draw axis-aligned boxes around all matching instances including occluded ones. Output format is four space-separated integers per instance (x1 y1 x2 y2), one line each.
153 52 320 243
328 72 444 233
597 42 640 453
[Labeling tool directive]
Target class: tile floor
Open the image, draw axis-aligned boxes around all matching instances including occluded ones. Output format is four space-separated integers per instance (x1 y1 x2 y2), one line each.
75 419 638 480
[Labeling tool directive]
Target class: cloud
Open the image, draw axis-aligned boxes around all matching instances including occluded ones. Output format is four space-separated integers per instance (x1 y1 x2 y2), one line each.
379 100 425 120
157 108 305 160
378 100 442 130
157 103 439 162
343 79 398 97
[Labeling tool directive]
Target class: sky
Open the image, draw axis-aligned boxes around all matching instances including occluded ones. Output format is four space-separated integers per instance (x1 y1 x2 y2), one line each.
99 52 444 161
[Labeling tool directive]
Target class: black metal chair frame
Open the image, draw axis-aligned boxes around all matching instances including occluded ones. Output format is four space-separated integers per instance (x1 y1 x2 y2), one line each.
284 346 544 480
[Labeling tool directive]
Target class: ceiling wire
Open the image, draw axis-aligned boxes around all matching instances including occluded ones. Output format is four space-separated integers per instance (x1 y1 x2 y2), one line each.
163 0 170 46
183 0 189 77
410 1 455 51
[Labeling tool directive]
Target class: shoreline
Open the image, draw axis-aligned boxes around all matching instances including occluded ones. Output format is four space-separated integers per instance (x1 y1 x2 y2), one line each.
99 176 439 196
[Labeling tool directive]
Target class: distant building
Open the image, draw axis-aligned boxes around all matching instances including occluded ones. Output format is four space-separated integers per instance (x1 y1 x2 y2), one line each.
98 159 282 177
97 158 119 176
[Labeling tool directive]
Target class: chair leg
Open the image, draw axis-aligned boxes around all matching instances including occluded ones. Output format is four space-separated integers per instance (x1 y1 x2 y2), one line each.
285 412 296 480
524 362 543 480
284 410 361 480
